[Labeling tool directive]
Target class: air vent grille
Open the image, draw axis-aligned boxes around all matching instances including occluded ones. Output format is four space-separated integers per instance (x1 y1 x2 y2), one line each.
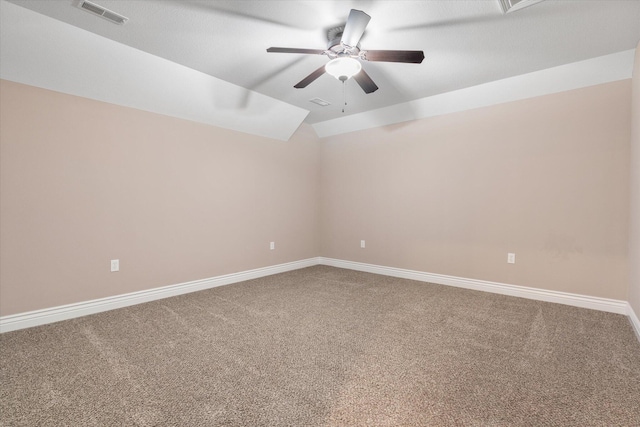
78 0 128 25
498 0 546 14
309 98 331 107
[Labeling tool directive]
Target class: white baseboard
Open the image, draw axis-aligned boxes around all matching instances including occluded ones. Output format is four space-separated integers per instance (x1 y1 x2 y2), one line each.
628 303 640 342
319 257 629 315
0 257 321 333
2 256 635 339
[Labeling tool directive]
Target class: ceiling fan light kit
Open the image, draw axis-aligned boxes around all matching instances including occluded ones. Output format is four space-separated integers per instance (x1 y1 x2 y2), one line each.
267 9 424 105
325 57 362 81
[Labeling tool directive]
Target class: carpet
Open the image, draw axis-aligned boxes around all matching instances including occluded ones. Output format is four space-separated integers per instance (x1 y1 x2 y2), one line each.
1 266 639 426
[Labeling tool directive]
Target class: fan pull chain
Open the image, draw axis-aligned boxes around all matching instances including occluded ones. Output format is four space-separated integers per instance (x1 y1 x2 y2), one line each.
342 79 347 113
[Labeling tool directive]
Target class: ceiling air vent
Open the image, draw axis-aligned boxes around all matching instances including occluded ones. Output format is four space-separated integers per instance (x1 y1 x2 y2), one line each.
309 98 331 107
499 0 546 14
77 0 128 25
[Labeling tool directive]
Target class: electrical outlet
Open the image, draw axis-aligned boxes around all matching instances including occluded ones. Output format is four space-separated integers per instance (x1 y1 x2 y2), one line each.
110 259 119 272
360 240 365 248
507 253 516 264
270 242 275 250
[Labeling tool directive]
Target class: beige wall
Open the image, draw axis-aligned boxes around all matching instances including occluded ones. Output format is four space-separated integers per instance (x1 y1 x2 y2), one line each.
0 80 320 316
630 42 640 316
320 80 631 300
1 75 635 317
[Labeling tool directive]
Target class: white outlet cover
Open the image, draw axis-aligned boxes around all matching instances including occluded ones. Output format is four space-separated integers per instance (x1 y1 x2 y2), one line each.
507 253 516 264
360 240 366 248
110 259 119 272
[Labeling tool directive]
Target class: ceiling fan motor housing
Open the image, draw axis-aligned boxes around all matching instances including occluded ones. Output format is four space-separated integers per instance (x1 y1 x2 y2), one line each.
327 26 344 46
327 26 360 56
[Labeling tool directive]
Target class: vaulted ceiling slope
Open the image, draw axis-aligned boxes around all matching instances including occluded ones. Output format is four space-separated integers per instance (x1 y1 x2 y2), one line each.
1 0 639 141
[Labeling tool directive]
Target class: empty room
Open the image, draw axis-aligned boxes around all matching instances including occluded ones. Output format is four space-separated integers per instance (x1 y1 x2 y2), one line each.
1 0 639 425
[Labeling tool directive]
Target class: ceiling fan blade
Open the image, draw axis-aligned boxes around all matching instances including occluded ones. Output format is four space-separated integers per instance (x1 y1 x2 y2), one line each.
353 69 378 94
363 50 425 64
294 65 327 88
341 9 371 47
267 47 326 55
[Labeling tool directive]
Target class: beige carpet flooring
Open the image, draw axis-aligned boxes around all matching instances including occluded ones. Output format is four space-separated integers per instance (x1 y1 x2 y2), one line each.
1 265 640 426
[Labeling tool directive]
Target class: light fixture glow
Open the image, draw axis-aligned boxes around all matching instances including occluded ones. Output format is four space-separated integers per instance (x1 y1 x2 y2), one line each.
325 57 362 81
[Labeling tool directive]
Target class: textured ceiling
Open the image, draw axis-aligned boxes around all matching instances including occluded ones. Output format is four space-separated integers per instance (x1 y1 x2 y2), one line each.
2 0 640 137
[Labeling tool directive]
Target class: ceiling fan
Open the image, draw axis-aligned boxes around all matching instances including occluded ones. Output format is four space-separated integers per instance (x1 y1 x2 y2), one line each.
267 9 425 94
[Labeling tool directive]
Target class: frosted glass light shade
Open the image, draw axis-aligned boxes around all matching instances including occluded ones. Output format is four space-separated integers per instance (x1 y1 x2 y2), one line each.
325 57 362 81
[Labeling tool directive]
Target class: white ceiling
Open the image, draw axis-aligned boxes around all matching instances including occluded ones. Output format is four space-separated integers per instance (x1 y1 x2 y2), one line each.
2 0 640 140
